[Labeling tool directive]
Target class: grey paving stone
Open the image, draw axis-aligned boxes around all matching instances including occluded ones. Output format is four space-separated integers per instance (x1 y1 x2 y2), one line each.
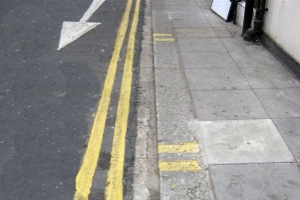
154 42 179 68
185 68 250 90
167 0 196 6
213 27 232 38
153 10 173 33
160 171 212 200
254 88 300 118
192 90 269 120
249 48 285 67
198 119 294 164
220 37 255 52
210 163 300 200
155 68 187 90
168 5 203 12
175 28 217 38
181 51 236 69
156 88 195 141
229 50 262 68
172 19 211 28
201 8 227 27
273 118 300 163
195 0 211 8
178 38 227 52
241 66 300 89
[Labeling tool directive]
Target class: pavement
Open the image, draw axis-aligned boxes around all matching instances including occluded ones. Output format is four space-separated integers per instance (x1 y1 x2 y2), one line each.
134 0 300 199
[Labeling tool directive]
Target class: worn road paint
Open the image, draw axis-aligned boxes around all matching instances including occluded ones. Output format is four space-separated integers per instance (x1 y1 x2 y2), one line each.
154 38 175 41
58 0 106 50
153 34 175 42
73 0 134 198
105 0 141 198
153 33 173 36
158 142 199 154
159 160 202 172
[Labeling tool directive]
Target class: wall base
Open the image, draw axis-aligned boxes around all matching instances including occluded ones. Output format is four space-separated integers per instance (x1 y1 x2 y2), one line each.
260 32 300 80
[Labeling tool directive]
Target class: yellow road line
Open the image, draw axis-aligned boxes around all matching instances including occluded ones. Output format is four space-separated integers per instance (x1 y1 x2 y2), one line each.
74 0 134 198
159 160 202 172
158 142 199 154
105 0 141 198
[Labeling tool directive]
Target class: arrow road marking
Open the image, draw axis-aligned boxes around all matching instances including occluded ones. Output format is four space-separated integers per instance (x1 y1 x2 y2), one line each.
58 0 105 50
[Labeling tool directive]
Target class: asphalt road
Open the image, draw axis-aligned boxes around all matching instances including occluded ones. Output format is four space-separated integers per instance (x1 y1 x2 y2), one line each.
0 0 141 199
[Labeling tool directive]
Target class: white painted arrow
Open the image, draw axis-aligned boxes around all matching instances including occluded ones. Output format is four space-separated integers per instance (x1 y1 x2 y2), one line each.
58 0 105 50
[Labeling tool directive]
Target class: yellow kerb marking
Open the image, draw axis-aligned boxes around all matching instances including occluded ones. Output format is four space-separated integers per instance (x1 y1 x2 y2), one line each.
158 142 199 154
153 33 173 36
153 33 175 42
105 0 141 198
73 0 134 198
154 38 175 42
159 160 202 172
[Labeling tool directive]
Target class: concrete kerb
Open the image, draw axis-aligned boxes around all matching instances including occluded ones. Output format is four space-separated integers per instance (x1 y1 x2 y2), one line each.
133 0 160 198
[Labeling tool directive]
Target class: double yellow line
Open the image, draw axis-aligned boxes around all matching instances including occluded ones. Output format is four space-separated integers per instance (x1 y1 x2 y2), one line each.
74 0 141 198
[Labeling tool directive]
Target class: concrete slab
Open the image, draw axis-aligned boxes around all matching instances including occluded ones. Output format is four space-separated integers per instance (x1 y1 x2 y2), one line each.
198 119 294 164
273 118 300 163
153 10 173 33
178 38 227 52
229 50 262 68
172 19 211 28
185 68 250 90
210 163 300 200
168 6 206 20
175 28 217 38
192 90 269 120
201 8 228 27
167 0 196 6
220 38 254 52
160 171 212 200
154 42 179 68
156 89 195 141
241 65 300 89
181 51 236 69
195 0 211 8
155 68 187 90
254 88 300 118
213 27 232 38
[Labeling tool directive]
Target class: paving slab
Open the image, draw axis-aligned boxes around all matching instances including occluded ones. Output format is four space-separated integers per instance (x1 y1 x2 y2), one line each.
229 51 263 68
153 10 173 33
210 163 300 200
155 68 187 90
185 68 250 90
201 8 228 27
156 89 195 142
192 90 269 120
181 51 236 69
172 19 211 28
160 171 212 200
198 119 294 164
254 88 300 118
273 118 300 162
168 6 206 20
154 42 179 68
175 28 217 38
241 65 300 89
213 27 232 38
167 0 196 6
178 38 227 52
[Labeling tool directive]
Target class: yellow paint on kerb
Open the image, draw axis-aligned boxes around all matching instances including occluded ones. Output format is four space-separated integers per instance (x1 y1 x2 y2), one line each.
158 142 199 154
73 0 134 198
105 0 142 198
159 160 202 172
154 38 175 41
153 33 175 42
